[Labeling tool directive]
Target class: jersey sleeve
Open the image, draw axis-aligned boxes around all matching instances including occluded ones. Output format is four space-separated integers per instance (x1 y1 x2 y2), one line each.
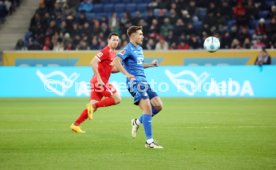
96 48 109 62
117 48 129 60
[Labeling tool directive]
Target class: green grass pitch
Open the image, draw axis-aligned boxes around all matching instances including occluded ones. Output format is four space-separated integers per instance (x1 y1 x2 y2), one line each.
0 98 276 170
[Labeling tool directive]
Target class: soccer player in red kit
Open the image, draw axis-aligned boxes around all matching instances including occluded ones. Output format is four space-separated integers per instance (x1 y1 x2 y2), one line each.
70 33 121 133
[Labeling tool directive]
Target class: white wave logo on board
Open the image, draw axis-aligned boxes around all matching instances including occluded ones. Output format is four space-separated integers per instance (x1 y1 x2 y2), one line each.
165 70 209 96
165 69 254 96
36 70 79 96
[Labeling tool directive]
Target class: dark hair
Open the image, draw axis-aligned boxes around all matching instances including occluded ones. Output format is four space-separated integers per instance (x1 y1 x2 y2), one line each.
108 32 119 39
127 26 143 37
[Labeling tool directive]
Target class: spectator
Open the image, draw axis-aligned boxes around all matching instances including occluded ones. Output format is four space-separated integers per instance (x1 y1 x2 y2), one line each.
189 35 201 49
173 18 185 36
255 48 272 65
148 18 160 35
67 0 80 9
148 0 158 10
146 38 155 50
28 39 41 50
15 39 27 50
231 38 242 49
267 16 276 48
220 0 232 21
245 0 258 20
160 18 173 37
239 26 251 44
270 5 276 18
76 39 88 50
155 37 169 50
78 11 87 26
186 0 196 17
233 1 248 26
0 1 7 23
177 41 190 50
243 37 251 49
21 0 276 50
89 36 99 49
168 9 178 25
53 37 64 51
253 18 268 47
78 0 93 12
166 30 177 44
252 38 266 49
110 12 119 32
43 37 52 50
255 18 267 36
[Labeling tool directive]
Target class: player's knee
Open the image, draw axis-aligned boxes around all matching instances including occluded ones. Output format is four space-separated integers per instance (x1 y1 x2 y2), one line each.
145 104 152 114
155 105 162 112
154 102 163 112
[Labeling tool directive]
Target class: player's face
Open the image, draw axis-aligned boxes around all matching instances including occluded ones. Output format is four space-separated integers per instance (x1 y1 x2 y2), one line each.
134 30 144 45
108 36 120 50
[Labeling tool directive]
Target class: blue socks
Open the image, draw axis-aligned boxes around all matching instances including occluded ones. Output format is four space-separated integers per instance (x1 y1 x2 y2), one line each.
142 114 152 140
138 106 159 123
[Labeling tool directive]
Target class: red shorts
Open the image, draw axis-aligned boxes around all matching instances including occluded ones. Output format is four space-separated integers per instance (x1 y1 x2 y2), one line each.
90 79 117 101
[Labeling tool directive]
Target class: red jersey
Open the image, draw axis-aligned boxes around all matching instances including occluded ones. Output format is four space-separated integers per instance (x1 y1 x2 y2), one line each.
92 46 115 83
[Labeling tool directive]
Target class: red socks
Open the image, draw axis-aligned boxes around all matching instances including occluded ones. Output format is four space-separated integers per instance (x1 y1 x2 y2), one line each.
95 97 116 109
74 109 88 126
74 97 116 126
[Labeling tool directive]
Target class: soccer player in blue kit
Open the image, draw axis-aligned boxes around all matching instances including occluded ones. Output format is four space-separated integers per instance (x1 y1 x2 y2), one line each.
114 26 164 149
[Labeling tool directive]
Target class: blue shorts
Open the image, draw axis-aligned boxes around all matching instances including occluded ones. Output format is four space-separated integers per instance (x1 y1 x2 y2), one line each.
127 80 158 105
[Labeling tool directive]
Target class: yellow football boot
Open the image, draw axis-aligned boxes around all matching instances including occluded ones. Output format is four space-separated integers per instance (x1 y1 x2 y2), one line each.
70 124 86 133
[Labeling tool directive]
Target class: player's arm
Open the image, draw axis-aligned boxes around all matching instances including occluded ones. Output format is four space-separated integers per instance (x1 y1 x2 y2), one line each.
111 66 119 73
90 52 104 85
113 57 135 80
144 59 159 68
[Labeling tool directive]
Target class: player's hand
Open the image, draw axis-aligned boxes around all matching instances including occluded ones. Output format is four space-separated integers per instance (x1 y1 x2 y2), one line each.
151 60 159 67
126 73 135 80
97 77 105 86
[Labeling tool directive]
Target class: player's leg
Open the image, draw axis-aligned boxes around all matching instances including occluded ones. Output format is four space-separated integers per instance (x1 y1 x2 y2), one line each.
150 96 163 117
138 98 163 149
147 85 163 117
71 99 99 133
70 90 101 133
132 84 162 129
93 84 121 110
131 81 150 138
87 90 103 120
86 80 102 120
130 81 162 148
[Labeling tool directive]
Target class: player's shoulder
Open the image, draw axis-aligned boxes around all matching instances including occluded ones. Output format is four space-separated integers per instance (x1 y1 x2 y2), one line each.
118 43 131 55
137 45 143 51
124 43 132 51
101 46 110 53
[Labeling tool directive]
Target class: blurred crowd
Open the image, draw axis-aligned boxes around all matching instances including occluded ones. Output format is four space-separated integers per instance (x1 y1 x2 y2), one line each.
15 0 276 51
0 0 21 23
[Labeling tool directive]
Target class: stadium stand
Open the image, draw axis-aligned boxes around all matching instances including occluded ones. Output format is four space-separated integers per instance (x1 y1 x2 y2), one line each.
17 0 276 50
0 0 22 24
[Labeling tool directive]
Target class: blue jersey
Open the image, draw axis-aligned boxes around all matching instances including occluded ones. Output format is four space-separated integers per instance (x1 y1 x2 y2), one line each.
117 42 146 81
117 42 158 104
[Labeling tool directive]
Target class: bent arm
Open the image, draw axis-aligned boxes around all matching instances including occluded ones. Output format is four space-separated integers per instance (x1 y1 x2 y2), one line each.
111 66 119 73
144 59 159 68
144 63 155 68
113 57 130 76
90 56 102 81
113 57 135 80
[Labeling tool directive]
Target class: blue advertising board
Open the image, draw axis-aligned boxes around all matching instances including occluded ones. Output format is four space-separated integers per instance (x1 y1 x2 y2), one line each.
0 66 275 98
